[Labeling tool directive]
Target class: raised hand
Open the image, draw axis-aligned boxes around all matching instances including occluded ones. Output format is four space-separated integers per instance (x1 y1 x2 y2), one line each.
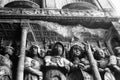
65 65 70 71
78 63 85 69
82 41 92 54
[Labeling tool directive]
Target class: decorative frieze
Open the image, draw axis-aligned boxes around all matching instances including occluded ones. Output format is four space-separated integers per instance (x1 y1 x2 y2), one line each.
0 8 118 22
22 8 105 17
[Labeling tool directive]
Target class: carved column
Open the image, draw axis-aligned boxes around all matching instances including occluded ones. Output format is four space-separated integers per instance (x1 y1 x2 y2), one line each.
87 45 102 80
42 0 46 8
17 22 28 80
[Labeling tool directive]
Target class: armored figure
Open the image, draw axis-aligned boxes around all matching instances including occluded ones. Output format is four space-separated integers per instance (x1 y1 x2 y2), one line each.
44 42 73 80
68 44 93 80
0 46 13 80
24 45 43 80
94 49 115 80
109 46 120 80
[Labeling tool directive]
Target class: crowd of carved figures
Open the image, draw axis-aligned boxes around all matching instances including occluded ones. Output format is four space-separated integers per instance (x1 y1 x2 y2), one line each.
0 40 120 80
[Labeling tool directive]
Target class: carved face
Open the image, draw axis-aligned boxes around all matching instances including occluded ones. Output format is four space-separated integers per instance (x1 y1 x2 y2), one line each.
98 50 105 58
31 45 38 55
39 50 46 58
94 49 105 60
54 44 63 56
5 46 14 56
73 47 81 57
114 47 120 56
33 47 38 55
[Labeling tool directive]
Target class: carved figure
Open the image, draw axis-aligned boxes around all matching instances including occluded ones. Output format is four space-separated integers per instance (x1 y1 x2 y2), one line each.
0 46 13 80
109 46 120 80
68 44 93 80
94 49 115 80
24 45 43 80
44 42 73 80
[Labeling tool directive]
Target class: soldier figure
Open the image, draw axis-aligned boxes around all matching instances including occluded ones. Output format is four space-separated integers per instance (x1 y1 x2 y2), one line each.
44 42 73 80
24 45 43 80
68 44 93 80
94 49 115 80
0 46 13 80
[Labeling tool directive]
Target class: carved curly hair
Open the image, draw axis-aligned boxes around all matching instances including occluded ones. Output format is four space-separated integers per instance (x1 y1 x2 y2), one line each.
69 45 84 61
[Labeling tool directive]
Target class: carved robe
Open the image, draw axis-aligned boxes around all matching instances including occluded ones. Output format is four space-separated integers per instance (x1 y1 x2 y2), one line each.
44 56 73 80
0 54 12 80
24 57 43 80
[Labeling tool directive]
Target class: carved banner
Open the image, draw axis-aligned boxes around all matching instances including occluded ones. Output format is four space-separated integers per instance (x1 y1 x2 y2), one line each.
35 21 108 44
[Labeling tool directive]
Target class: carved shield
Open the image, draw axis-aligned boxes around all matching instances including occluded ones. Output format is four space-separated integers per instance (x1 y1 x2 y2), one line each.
45 69 66 80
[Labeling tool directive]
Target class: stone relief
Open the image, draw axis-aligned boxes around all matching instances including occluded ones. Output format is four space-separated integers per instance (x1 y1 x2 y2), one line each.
0 8 106 17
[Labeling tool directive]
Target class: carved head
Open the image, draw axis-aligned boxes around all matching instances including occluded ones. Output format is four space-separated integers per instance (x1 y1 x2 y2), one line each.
5 46 14 56
52 42 64 56
114 46 120 56
70 45 83 57
94 49 105 60
29 45 40 55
